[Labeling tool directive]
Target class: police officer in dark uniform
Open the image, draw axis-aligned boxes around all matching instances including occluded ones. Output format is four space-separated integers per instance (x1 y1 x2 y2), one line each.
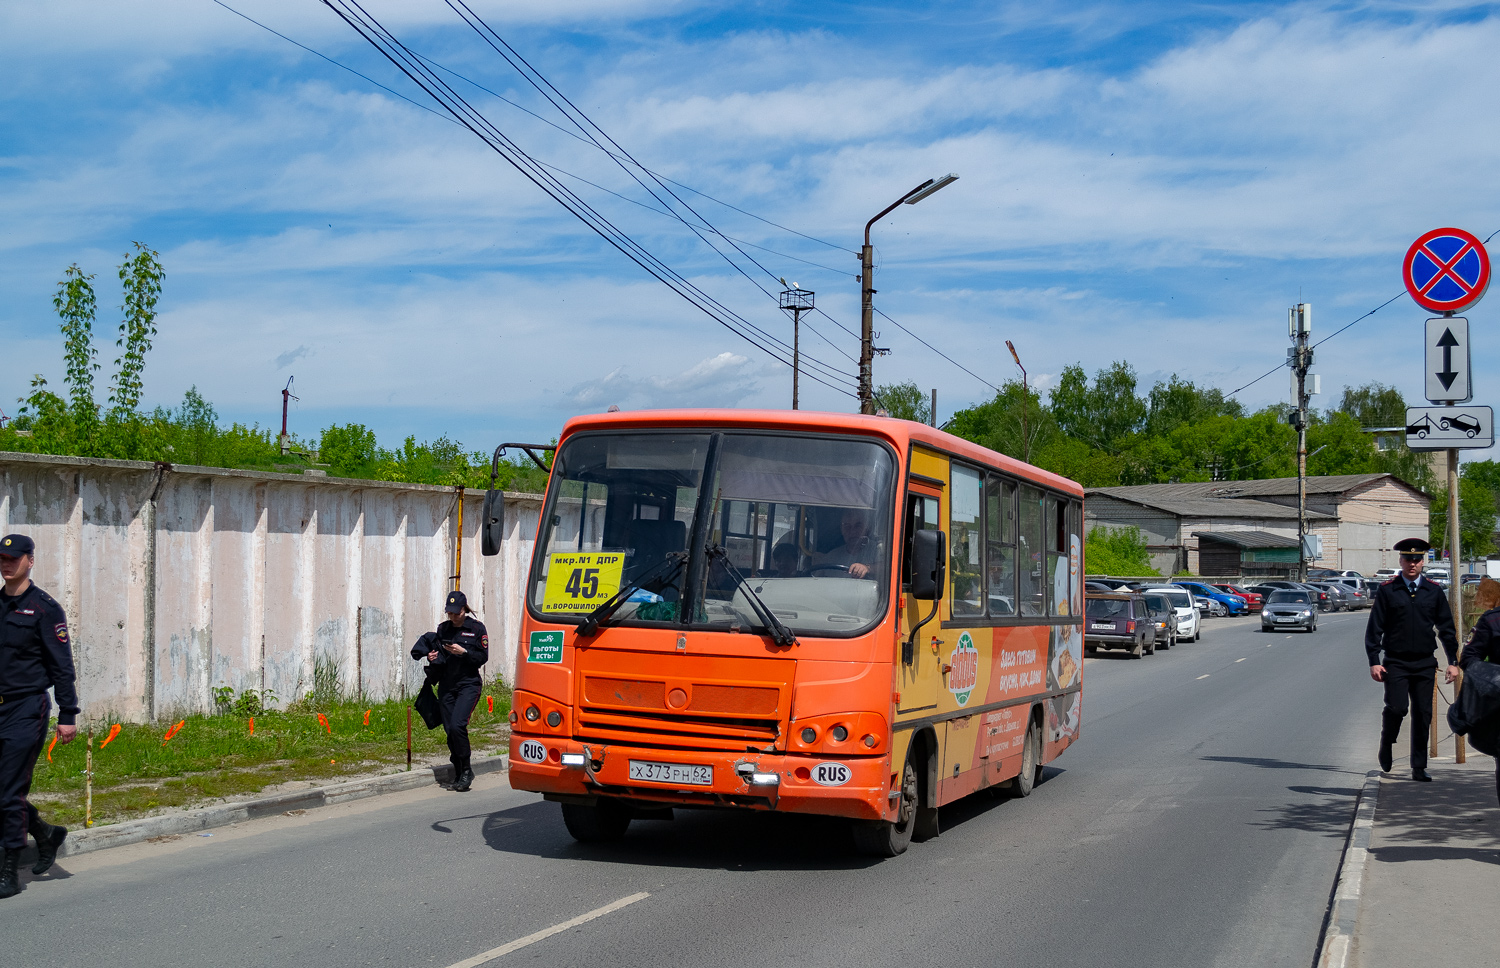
411 590 488 792
1364 537 1460 781
0 534 78 898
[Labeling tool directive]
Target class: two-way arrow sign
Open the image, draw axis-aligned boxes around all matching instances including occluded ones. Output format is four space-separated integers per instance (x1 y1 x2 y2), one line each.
1424 317 1472 403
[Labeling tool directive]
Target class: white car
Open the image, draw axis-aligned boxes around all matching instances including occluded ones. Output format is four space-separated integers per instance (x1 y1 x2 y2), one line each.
1426 567 1451 588
1141 586 1200 642
1373 568 1398 580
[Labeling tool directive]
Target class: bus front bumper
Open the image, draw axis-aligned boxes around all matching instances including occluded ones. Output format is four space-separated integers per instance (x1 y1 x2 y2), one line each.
509 738 891 821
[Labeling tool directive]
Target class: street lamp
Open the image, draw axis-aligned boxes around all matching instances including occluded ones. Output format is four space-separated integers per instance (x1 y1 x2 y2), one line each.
1006 340 1028 463
859 174 959 414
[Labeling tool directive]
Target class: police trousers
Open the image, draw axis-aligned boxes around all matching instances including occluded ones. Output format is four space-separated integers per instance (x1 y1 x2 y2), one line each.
1381 653 1437 771
0 693 50 850
439 679 482 773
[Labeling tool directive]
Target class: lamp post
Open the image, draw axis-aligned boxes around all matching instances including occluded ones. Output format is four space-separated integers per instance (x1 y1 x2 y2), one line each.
1006 340 1028 463
859 174 959 414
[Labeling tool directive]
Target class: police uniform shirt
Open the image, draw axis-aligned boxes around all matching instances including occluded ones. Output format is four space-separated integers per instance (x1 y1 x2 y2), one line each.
1463 607 1500 670
1363 574 1459 667
0 583 80 723
410 619 489 688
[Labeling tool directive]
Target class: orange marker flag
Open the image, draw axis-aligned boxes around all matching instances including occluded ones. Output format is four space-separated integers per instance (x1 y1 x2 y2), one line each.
99 723 121 749
47 733 58 762
248 716 255 736
161 720 185 746
317 713 330 734
363 709 371 726
487 695 494 715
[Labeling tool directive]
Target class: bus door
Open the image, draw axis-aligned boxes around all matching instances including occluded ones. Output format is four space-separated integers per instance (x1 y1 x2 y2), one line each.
897 455 948 729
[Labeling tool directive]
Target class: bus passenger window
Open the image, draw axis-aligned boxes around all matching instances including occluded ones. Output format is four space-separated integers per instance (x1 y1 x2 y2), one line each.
1018 485 1045 616
949 465 983 617
1046 496 1065 615
986 475 1016 616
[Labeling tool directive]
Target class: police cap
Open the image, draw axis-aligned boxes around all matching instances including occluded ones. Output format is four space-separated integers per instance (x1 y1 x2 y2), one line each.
1393 537 1431 554
445 589 467 613
0 534 35 557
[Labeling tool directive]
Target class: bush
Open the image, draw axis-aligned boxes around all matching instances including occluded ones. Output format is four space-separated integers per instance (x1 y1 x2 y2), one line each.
1087 525 1161 577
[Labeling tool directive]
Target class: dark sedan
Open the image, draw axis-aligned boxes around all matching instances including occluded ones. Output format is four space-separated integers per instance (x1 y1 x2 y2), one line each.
1261 589 1318 632
1085 593 1157 657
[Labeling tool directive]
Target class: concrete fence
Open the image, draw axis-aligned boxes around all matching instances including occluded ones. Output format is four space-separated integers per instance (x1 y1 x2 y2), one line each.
0 452 544 722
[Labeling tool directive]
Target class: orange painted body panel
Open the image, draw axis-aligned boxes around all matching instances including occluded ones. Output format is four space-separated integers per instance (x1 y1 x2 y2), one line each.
506 409 1082 822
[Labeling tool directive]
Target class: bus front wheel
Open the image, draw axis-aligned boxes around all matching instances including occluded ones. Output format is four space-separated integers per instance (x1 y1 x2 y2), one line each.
852 756 918 857
561 799 632 843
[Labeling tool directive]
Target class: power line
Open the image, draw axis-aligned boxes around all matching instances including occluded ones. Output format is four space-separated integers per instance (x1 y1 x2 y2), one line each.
1226 290 1406 398
874 307 1003 395
318 0 857 396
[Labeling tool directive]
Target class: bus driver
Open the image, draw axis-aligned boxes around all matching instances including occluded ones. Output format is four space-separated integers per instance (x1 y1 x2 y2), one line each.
812 509 877 578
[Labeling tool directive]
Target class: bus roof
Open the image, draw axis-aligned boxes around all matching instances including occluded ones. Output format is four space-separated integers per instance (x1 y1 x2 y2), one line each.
553 408 1084 498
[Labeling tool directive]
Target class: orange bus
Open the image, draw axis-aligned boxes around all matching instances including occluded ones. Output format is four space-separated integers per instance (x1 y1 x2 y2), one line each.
481 409 1084 856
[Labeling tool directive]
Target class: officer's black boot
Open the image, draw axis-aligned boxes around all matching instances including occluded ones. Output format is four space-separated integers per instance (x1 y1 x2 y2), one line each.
1378 740 1393 773
453 758 474 792
31 820 67 875
0 848 20 899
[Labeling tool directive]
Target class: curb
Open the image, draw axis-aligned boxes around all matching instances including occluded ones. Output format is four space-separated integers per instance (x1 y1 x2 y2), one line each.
1316 770 1382 968
29 755 509 862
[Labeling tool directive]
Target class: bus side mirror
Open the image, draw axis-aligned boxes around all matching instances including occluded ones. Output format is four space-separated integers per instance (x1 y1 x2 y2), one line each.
910 530 946 601
481 489 505 557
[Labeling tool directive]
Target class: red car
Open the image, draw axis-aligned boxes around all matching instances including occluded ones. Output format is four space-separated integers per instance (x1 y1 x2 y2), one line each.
1214 583 1263 611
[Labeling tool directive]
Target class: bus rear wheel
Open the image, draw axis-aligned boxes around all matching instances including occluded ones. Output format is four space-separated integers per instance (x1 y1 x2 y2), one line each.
852 756 918 857
1011 715 1041 798
561 799 632 843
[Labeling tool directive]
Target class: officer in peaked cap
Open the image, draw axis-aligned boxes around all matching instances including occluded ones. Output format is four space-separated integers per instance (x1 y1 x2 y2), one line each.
1364 537 1460 781
410 589 488 792
0 534 78 898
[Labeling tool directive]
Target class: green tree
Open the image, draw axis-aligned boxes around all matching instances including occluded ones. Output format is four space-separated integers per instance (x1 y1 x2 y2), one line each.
320 423 379 477
110 242 164 419
1145 376 1244 437
946 379 1054 462
873 382 931 425
1306 411 1378 476
1049 361 1146 449
1337 382 1407 428
54 265 100 451
169 387 218 466
1430 478 1497 561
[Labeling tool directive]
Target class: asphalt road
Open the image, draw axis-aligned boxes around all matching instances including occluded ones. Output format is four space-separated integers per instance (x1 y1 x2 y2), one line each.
8 610 1383 968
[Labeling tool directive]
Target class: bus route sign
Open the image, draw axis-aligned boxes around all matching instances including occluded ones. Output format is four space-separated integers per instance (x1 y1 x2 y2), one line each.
1403 228 1491 314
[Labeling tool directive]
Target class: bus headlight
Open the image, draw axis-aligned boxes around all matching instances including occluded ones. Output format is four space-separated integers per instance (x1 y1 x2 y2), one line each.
830 725 848 743
749 772 780 786
560 753 586 767
525 705 540 722
546 711 562 727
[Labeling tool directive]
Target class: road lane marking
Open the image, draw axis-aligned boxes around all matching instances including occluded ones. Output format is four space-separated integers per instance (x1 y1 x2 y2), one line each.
1235 658 1246 663
443 892 650 968
1196 674 1210 680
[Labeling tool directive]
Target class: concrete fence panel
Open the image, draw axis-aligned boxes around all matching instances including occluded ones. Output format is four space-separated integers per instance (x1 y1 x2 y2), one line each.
1 453 543 722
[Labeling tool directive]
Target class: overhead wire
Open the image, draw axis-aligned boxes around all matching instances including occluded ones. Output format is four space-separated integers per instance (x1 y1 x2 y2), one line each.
318 0 856 393
318 0 857 395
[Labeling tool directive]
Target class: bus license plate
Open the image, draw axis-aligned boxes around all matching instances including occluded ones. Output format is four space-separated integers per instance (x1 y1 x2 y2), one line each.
629 760 712 786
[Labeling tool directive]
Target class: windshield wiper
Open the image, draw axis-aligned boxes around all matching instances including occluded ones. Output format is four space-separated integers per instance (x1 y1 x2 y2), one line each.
706 545 799 648
576 551 688 637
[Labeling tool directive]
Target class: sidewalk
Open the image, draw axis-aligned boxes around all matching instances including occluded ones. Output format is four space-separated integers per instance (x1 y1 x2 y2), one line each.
1349 750 1500 968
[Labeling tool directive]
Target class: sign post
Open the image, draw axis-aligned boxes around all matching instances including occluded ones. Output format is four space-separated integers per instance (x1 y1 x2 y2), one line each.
1403 227 1492 765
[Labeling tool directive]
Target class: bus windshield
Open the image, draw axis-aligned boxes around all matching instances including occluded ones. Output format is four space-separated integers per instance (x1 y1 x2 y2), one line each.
530 430 897 636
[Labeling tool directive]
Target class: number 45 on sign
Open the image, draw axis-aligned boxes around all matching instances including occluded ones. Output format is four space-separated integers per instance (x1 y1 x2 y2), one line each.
542 552 625 612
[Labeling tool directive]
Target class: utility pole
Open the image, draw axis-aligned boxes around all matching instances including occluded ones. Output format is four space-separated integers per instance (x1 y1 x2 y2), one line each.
858 174 958 413
279 376 298 456
779 283 813 409
1288 304 1314 581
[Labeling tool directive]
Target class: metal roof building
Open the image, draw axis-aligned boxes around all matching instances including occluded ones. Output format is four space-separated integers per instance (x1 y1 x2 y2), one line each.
1085 474 1430 577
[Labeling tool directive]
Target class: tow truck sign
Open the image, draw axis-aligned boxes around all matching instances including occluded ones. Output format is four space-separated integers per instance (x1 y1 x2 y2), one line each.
1405 406 1494 451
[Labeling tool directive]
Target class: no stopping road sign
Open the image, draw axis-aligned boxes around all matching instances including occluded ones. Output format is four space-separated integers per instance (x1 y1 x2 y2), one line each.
1404 228 1490 314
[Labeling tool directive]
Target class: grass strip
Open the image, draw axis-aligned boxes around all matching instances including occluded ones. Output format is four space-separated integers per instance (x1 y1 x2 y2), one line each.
29 684 512 828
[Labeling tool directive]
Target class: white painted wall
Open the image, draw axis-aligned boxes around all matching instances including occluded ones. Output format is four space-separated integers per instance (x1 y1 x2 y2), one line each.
0 452 542 722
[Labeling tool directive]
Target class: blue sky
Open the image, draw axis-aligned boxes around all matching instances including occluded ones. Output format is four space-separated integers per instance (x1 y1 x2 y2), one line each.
4 1 1500 457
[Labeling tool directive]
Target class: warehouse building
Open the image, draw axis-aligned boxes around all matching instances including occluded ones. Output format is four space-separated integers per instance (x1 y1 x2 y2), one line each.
1084 473 1429 577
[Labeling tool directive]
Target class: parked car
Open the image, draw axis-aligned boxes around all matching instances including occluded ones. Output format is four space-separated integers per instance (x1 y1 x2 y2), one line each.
1085 580 1118 593
1261 589 1319 632
1141 585 1200 642
1089 577 1146 591
1306 581 1355 612
1174 580 1249 616
1140 592 1179 649
1213 583 1264 611
1461 573 1486 586
1325 577 1373 609
1426 567 1452 588
1084 593 1157 657
1259 579 1332 611
1373 568 1399 580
